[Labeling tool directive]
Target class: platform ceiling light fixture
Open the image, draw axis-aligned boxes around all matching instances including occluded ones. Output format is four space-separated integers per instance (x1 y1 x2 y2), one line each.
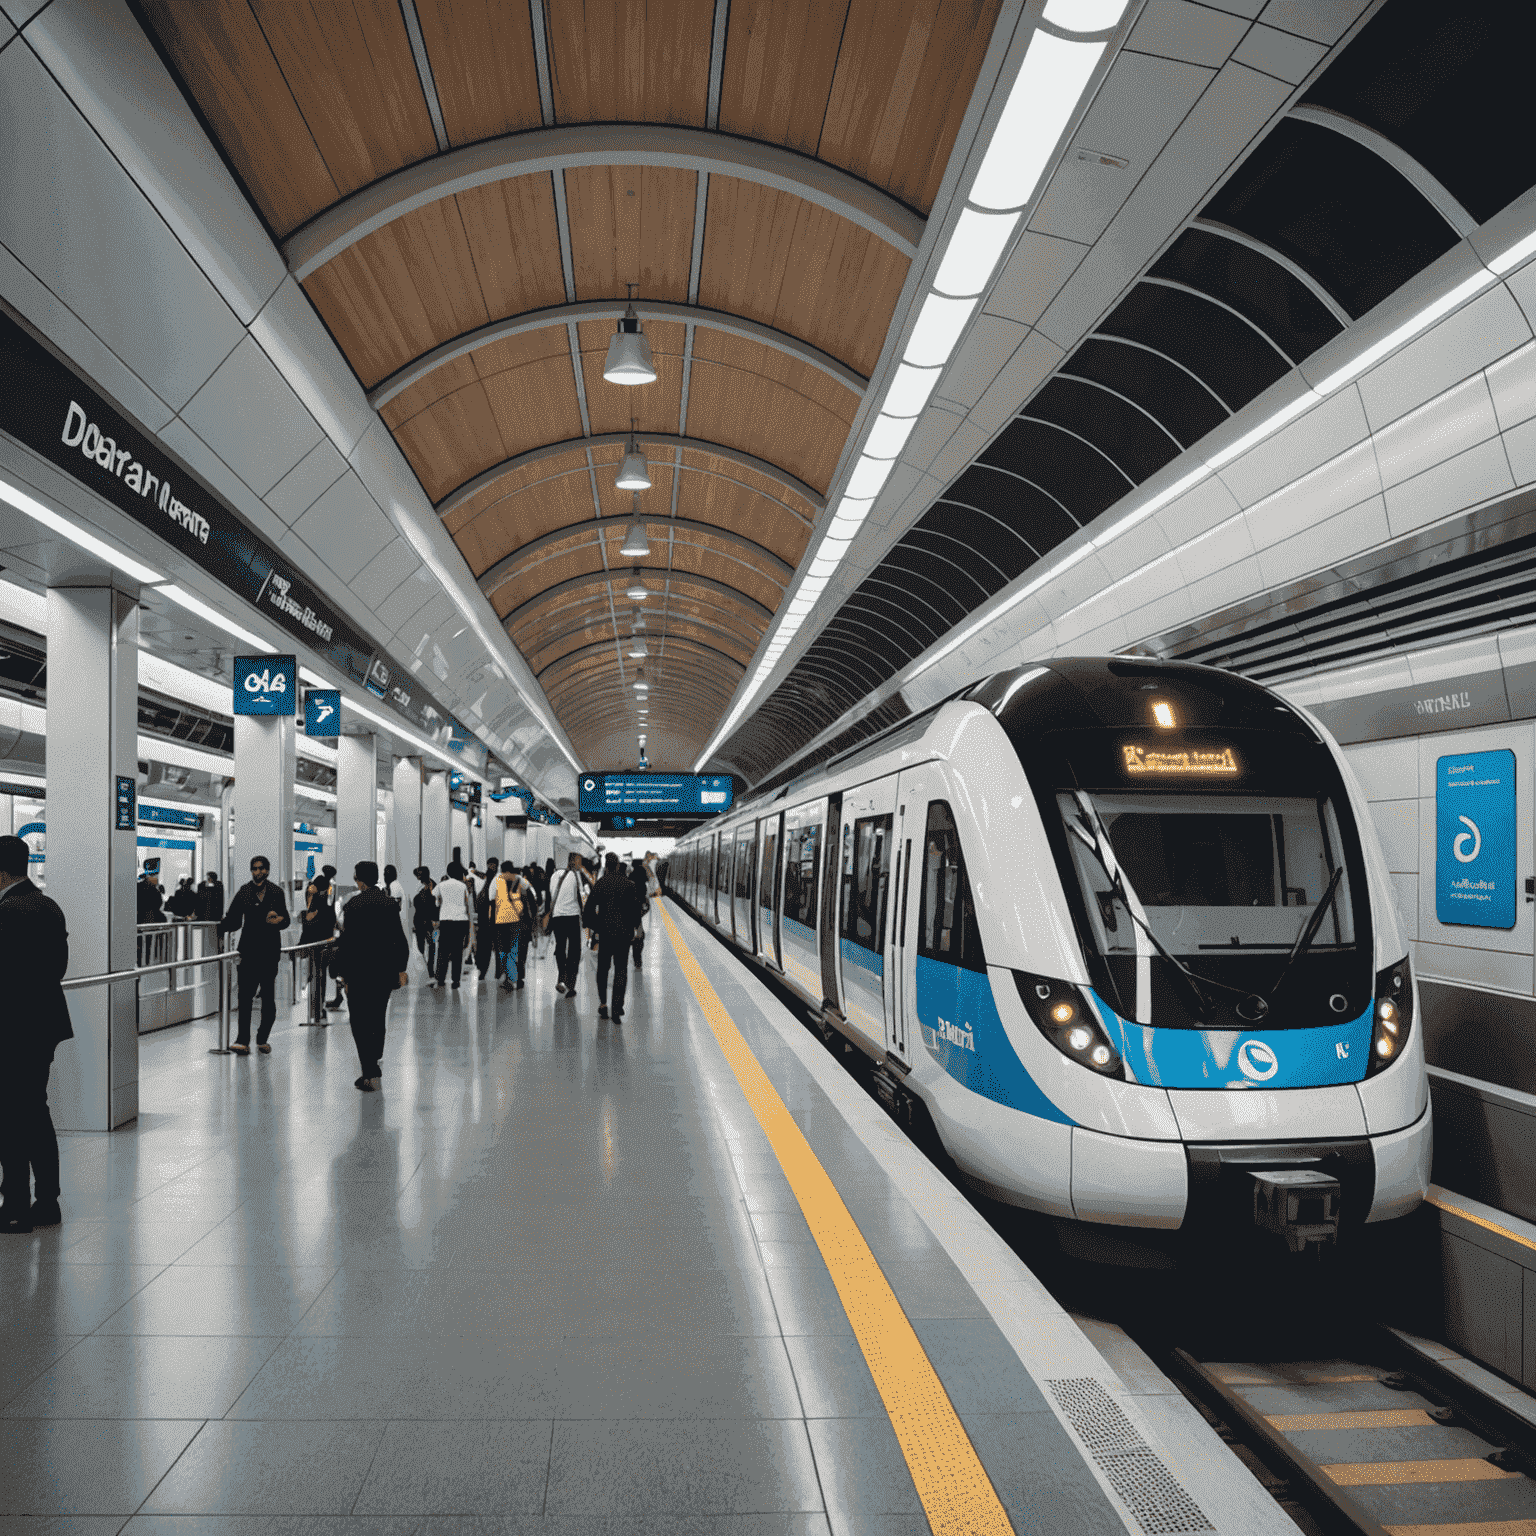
0 471 165 585
616 423 651 491
630 606 646 632
693 0 1127 770
628 630 649 659
158 582 274 653
625 568 649 601
604 284 657 386
619 492 651 558
633 666 649 694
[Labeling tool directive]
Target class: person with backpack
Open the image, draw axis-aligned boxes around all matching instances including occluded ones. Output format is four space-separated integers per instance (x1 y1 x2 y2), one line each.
628 858 653 970
492 865 527 992
472 856 500 981
548 851 592 997
300 869 337 1020
411 868 436 976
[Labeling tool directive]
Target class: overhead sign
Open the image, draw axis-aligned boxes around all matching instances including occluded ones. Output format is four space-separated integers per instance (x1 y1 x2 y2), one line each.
304 688 341 737
234 655 296 716
139 803 201 829
578 773 733 817
1437 749 1516 929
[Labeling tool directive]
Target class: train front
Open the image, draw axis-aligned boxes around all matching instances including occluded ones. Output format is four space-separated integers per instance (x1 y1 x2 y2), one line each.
976 659 1431 1250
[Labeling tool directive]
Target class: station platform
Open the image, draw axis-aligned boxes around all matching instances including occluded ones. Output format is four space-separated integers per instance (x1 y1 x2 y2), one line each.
0 901 1292 1533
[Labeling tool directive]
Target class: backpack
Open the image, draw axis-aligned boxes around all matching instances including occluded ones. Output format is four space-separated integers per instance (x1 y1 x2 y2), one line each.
498 877 523 925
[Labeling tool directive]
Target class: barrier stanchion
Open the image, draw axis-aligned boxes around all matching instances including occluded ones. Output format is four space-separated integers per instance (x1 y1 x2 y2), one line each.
210 944 233 1055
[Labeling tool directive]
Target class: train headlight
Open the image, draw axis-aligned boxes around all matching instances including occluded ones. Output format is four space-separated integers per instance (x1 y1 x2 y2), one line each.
1014 971 1124 1079
1366 957 1414 1078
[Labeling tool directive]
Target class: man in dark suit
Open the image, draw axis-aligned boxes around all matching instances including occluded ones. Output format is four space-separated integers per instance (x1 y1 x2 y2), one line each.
0 834 73 1233
217 854 291 1055
331 861 408 1092
582 852 643 1024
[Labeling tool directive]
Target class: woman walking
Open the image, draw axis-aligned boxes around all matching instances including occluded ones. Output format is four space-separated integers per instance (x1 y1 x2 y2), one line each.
300 869 337 1020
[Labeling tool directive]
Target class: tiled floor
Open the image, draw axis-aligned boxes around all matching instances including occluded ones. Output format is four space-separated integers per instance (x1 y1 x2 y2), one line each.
0 908 1127 1535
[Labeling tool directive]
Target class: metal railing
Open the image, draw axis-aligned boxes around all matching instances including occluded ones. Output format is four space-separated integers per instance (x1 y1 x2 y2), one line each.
65 935 335 1054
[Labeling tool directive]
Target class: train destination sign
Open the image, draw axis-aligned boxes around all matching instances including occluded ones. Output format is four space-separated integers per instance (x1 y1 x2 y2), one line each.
578 773 734 817
1122 744 1239 776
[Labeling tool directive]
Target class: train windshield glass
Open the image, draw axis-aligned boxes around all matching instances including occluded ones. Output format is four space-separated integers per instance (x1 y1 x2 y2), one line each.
1057 789 1356 959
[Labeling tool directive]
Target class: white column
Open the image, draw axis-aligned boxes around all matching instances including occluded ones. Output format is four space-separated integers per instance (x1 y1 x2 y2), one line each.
501 818 527 868
422 771 450 876
391 757 421 877
336 732 377 880
234 711 296 1004
46 583 139 1131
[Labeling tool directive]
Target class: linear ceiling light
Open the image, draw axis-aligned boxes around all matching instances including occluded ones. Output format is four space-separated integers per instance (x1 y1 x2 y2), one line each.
616 424 651 491
158 582 274 652
619 492 651 558
0 473 164 584
604 285 657 386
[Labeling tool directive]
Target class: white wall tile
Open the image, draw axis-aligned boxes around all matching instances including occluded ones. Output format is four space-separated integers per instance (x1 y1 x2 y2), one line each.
1157 468 1244 544
1356 286 1532 433
1503 415 1536 489
1383 436 1515 538
1255 493 1389 589
968 332 1065 437
155 417 290 549
1245 439 1382 549
1372 374 1500 491
1126 1 1248 67
1118 585 1196 642
1369 799 1420 875
1415 941 1532 994
1174 509 1253 585
1345 739 1419 802
1408 635 1504 687
1181 552 1263 620
928 421 991 483
902 408 962 471
1093 511 1176 582
352 538 421 609
984 232 1087 328
1485 339 1536 433
1035 550 1113 623
181 335 322 496
0 46 243 411
293 473 396 583
266 438 348 525
1216 385 1369 509
1500 257 1536 337
942 318 1028 409
1231 22 1328 81
1259 0 1370 45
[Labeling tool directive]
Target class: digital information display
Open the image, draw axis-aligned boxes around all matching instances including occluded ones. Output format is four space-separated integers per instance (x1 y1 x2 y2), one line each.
578 773 733 817
1437 748 1516 929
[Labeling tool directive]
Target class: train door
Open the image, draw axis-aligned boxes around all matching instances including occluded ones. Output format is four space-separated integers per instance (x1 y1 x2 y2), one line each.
720 832 736 937
884 787 914 1064
818 792 843 1013
836 777 898 1053
710 834 722 925
733 824 756 947
759 812 783 969
780 803 824 998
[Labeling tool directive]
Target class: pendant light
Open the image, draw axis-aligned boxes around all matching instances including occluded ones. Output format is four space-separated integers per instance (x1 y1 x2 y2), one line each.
619 491 650 558
630 606 647 632
616 421 650 491
625 568 649 601
603 284 656 386
628 630 649 659
633 666 650 694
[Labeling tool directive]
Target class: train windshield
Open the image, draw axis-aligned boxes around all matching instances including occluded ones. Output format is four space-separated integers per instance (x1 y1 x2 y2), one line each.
1058 789 1356 959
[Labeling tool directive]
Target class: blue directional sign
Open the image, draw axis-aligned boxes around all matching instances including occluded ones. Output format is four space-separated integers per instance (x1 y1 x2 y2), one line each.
1437 749 1517 928
304 688 341 737
233 654 296 717
114 775 136 832
578 773 733 817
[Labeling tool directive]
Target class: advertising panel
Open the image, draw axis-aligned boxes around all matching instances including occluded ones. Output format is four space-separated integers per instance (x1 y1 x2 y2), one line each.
1436 748 1517 928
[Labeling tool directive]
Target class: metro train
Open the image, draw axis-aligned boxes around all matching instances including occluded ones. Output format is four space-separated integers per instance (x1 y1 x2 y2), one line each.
669 658 1431 1246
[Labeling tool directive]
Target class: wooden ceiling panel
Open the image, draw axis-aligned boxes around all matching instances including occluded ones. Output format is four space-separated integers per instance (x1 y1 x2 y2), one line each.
717 0 851 158
455 178 567 319
821 0 1001 214
443 445 590 537
138 0 338 235
379 353 480 432
673 459 811 567
664 541 784 612
251 0 437 199
565 167 696 304
479 352 587 463
697 178 909 376
577 319 687 438
415 0 544 145
471 325 573 379
495 546 610 617
691 329 862 422
464 468 597 581
392 382 506 504
545 0 713 127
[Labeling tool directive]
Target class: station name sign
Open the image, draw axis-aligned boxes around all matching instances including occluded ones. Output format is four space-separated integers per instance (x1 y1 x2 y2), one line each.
578 772 734 816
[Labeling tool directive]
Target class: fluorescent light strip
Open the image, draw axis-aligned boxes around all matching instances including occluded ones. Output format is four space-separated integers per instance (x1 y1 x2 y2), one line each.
0 473 163 584
157 582 274 652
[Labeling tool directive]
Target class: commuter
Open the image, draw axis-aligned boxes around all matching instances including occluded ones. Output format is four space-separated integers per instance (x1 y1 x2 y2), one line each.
411 868 436 970
136 868 165 924
515 863 543 984
196 871 224 922
0 834 72 1233
493 865 527 992
432 860 472 989
629 858 652 970
549 851 592 996
384 865 404 911
300 870 337 1020
582 852 643 1023
473 856 501 980
165 877 199 919
331 860 408 1092
217 854 291 1055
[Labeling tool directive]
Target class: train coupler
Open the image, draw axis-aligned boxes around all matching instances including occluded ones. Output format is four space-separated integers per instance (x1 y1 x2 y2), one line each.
1251 1168 1341 1255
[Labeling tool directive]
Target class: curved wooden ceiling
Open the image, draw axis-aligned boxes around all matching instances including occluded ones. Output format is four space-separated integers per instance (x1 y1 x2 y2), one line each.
141 0 1002 770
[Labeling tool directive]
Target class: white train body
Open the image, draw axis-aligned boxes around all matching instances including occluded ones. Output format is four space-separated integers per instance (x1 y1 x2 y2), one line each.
671 658 1430 1234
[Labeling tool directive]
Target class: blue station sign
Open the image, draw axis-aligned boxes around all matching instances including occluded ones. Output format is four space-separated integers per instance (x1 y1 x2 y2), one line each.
1437 748 1517 928
304 688 341 737
578 773 733 817
233 654 296 717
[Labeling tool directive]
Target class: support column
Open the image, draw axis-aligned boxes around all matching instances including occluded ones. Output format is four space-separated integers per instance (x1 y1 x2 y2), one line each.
234 711 296 1006
46 582 139 1131
336 732 377 880
501 818 527 868
391 757 421 877
378 787 393 871
422 770 450 875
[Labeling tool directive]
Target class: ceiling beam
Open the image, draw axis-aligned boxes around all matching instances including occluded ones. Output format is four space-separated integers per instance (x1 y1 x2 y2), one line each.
477 515 793 597
282 123 925 280
440 432 825 520
516 581 763 641
367 300 865 410
538 636 746 682
527 605 761 664
503 567 773 628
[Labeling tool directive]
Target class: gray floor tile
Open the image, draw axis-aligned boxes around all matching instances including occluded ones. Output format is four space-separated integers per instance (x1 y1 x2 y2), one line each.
0 1335 85 1409
962 1413 1128 1535
0 1418 202 1515
764 1269 854 1339
0 1515 132 1534
3 1334 284 1420
0 1264 168 1334
553 1334 803 1419
50 1221 223 1267
138 1420 389 1514
875 1262 991 1321
494 1516 832 1535
351 1421 552 1514
782 1336 885 1420
122 1521 419 1534
96 1265 337 1336
544 1420 823 1514
909 1318 1049 1416
804 1419 921 1517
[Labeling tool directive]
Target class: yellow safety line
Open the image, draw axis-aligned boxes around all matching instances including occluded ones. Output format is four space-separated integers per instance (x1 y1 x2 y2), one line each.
657 900 1015 1535
1425 1189 1536 1257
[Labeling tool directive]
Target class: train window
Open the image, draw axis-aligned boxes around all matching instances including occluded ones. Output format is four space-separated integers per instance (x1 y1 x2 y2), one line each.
717 836 733 897
917 801 985 972
841 814 893 953
760 828 779 911
782 818 821 929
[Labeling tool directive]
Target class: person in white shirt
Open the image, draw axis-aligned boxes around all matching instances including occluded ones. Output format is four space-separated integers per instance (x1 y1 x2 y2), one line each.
431 861 473 989
549 852 592 996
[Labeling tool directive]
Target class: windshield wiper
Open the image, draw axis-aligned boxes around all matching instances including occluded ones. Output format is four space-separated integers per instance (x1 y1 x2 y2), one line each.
1260 865 1345 1010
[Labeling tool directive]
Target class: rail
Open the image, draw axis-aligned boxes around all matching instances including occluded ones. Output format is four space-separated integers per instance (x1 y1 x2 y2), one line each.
65 936 335 1054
